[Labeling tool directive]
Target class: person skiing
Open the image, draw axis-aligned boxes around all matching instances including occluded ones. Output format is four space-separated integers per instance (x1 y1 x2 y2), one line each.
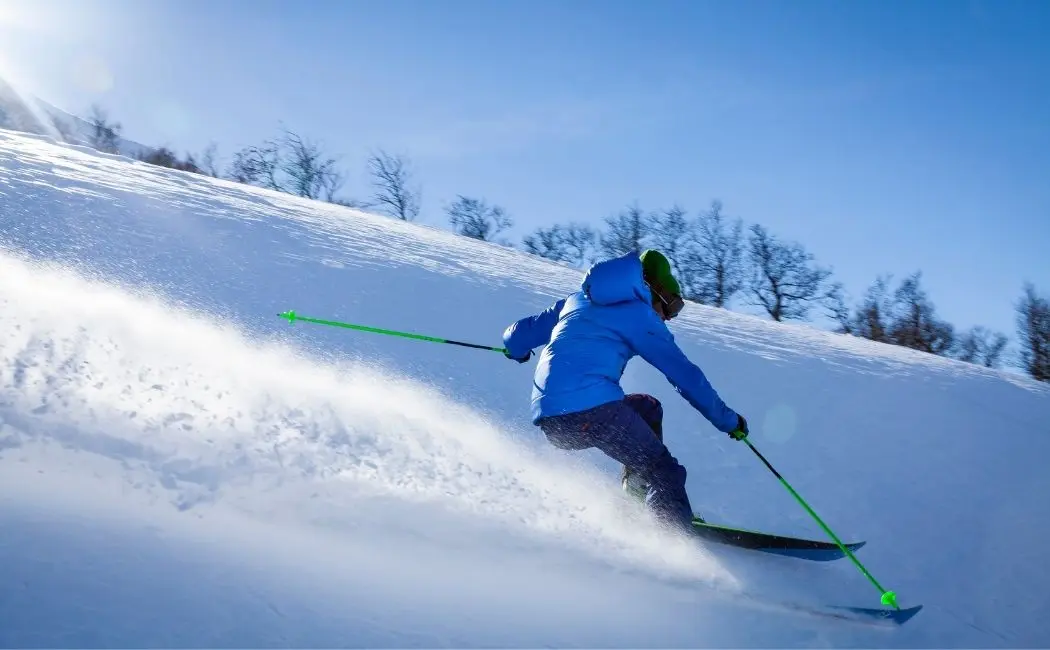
502 249 748 534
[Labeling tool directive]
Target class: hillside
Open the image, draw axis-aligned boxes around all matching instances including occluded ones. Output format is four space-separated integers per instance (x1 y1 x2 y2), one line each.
0 79 148 157
1 128 1048 647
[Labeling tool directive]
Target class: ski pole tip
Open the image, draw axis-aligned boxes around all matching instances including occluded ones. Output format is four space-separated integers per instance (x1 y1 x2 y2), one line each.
881 590 899 609
279 310 297 324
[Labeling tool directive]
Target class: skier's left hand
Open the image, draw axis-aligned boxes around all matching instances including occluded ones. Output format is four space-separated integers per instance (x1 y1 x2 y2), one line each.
728 414 748 441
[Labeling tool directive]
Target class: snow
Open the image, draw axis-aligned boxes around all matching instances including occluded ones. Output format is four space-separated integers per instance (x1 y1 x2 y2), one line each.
1 127 1049 646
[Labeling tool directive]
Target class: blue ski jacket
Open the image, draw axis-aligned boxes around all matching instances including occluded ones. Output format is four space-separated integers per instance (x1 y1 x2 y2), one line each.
503 251 739 432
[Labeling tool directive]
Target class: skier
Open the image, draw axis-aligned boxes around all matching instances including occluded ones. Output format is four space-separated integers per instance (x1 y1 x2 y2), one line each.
502 249 748 534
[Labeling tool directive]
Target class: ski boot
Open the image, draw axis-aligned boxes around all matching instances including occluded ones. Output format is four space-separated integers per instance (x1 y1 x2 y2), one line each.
623 466 706 525
621 466 649 502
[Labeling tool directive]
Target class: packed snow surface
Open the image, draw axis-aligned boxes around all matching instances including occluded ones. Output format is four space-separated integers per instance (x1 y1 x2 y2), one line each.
1 129 1049 647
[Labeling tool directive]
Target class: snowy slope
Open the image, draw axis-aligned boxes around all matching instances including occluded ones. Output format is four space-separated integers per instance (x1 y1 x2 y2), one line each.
1 128 1048 647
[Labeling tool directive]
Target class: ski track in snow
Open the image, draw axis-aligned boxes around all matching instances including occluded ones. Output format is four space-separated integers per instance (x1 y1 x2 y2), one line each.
2 129 1050 647
0 251 729 578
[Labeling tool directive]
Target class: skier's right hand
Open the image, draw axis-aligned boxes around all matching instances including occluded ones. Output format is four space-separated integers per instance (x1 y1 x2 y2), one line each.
504 349 532 364
728 414 748 441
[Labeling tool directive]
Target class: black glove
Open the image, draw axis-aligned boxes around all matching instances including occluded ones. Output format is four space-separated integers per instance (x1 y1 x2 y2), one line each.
504 349 532 364
728 414 748 441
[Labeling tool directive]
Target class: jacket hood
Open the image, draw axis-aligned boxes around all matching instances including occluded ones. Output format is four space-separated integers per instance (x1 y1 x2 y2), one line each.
581 252 652 307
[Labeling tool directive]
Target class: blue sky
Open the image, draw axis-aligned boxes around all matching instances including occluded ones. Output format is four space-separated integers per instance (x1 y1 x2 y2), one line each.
2 0 1047 340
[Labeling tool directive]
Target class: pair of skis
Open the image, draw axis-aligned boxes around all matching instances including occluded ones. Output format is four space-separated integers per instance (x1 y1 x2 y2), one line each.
690 517 922 627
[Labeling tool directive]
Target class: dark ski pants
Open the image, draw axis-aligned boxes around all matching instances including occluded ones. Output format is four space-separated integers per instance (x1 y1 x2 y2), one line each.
537 394 694 532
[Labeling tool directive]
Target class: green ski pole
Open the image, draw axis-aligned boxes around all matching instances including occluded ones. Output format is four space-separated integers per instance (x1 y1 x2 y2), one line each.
278 310 509 354
741 437 901 610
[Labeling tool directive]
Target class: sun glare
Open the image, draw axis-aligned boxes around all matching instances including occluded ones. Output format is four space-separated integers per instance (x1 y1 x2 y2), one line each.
0 0 102 99
0 0 76 35
0 1 37 29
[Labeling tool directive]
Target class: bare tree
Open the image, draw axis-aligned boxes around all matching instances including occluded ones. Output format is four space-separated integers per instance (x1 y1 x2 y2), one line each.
1016 283 1050 381
200 142 220 177
745 224 835 322
955 326 1009 368
887 272 954 355
523 226 565 262
446 195 512 242
138 146 200 172
88 104 121 154
825 281 852 334
559 223 598 267
599 203 648 258
225 129 345 202
649 205 690 275
227 141 282 190
843 273 959 358
367 150 420 221
849 275 896 342
136 147 172 165
181 152 201 173
319 167 345 202
280 129 341 200
523 223 597 267
683 200 744 307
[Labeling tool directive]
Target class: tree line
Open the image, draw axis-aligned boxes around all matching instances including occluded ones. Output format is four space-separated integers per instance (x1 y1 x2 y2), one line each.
80 104 1050 383
84 105 422 221
519 199 1049 380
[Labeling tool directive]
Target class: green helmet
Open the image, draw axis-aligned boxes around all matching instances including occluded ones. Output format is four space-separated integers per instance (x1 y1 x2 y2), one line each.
639 249 681 296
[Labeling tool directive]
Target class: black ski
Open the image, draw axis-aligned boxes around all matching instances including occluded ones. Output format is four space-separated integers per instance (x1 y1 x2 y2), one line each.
691 518 865 561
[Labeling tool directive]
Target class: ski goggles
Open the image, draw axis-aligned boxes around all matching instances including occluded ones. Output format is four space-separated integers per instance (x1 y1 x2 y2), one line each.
649 283 685 320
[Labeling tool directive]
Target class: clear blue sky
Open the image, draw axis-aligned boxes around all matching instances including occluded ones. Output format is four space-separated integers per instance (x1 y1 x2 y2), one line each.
2 0 1048 340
